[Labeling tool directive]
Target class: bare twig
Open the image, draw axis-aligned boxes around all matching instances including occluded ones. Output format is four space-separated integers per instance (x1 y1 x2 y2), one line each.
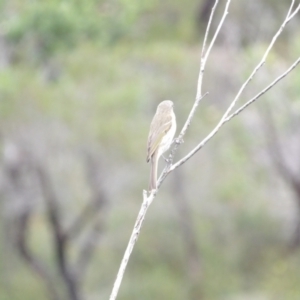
287 2 300 21
161 0 231 181
180 0 231 141
170 1 300 171
195 0 220 103
168 92 208 167
109 190 155 300
219 0 298 120
224 57 300 122
109 3 231 297
200 0 219 58
286 0 295 17
109 1 300 299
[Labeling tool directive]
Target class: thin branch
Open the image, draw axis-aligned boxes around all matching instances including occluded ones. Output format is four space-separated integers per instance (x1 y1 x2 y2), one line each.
109 3 231 299
109 190 155 300
219 0 298 122
200 0 219 59
202 0 231 72
287 3 300 21
178 92 209 143
168 92 208 166
224 57 300 122
170 1 300 172
286 0 295 18
195 0 220 102
182 0 231 138
109 1 300 300
164 0 231 173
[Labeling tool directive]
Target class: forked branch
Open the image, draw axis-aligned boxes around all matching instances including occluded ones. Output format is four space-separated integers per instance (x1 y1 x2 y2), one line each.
109 1 231 299
109 1 300 299
170 0 300 171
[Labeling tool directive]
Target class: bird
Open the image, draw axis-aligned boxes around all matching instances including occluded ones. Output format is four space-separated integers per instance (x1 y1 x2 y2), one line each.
146 100 176 191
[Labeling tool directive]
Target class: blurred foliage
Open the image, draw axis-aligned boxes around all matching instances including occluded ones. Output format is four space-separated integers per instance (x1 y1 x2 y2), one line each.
1 0 300 300
3 0 150 61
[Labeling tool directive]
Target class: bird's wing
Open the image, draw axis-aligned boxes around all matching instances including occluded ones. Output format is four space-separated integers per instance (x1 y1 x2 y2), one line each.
146 114 172 162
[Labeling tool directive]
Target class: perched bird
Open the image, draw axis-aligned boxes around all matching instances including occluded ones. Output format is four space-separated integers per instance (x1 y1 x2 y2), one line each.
146 100 176 190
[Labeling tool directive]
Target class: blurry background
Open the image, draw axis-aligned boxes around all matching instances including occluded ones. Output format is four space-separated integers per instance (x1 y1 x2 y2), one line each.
1 0 300 299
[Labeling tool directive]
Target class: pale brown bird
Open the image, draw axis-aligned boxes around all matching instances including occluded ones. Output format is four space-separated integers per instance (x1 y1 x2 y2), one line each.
146 100 176 190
